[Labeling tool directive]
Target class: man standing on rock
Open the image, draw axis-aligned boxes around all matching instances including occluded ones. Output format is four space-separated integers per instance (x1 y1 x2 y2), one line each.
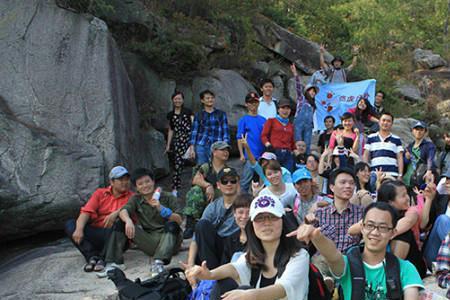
188 90 230 165
64 166 133 273
320 44 359 83
257 78 278 119
363 112 404 181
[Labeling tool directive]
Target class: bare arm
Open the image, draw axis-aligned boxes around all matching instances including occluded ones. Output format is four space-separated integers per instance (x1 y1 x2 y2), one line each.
319 44 327 69
390 240 409 259
363 149 370 163
72 212 90 244
347 55 358 71
394 211 418 236
403 287 420 300
397 151 404 178
223 284 286 300
166 127 174 152
187 240 198 267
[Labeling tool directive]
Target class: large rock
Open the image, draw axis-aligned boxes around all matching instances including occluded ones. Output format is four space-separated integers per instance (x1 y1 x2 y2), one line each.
414 48 447 69
192 69 257 127
437 99 450 118
252 14 333 75
0 0 157 240
391 118 418 145
394 81 424 103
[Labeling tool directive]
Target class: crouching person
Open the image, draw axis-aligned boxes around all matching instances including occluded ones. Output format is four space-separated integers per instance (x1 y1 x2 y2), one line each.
98 168 183 277
290 201 424 300
184 195 309 300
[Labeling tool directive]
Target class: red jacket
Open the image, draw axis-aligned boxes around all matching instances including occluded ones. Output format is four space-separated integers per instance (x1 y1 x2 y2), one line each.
261 118 295 151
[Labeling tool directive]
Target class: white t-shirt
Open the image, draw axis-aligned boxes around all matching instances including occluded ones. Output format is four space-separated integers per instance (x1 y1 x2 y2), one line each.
231 249 309 300
259 183 298 207
258 97 277 119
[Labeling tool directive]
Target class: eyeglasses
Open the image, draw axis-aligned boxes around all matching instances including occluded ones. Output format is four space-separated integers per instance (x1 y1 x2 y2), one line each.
254 214 280 223
220 179 237 185
362 222 393 234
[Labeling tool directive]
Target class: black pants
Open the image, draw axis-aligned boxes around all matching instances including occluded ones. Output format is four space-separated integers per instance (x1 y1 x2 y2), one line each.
64 219 113 262
195 219 224 269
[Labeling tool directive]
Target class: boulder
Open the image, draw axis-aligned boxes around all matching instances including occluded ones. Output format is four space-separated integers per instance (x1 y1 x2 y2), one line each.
251 14 333 75
394 81 424 103
286 76 312 101
192 69 257 128
436 99 450 118
414 49 447 70
391 118 417 145
0 0 158 240
0 97 102 240
271 75 285 101
140 127 170 178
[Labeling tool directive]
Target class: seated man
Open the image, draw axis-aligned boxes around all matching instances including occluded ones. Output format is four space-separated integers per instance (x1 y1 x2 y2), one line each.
183 141 230 239
310 168 363 288
292 201 424 299
64 166 133 272
187 167 240 270
98 168 183 277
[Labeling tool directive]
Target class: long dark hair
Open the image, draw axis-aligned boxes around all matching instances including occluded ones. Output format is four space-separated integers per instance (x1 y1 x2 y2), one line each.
355 98 377 122
377 180 409 215
304 87 317 110
244 215 303 271
354 162 371 191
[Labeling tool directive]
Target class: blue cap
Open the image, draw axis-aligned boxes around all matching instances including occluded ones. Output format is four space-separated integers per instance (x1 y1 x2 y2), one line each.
412 121 427 129
292 167 312 184
109 166 129 180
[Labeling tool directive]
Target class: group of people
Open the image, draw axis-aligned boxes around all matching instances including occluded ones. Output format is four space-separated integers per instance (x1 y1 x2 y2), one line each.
65 47 450 299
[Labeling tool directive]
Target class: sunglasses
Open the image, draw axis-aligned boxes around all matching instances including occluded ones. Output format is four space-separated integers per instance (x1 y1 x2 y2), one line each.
220 179 237 185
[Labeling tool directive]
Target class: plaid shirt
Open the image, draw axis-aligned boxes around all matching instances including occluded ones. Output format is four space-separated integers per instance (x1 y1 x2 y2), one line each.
190 109 230 146
437 234 450 288
315 202 363 253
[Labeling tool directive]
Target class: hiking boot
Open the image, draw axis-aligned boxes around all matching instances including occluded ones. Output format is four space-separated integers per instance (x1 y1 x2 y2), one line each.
183 216 196 239
96 263 126 278
150 259 166 277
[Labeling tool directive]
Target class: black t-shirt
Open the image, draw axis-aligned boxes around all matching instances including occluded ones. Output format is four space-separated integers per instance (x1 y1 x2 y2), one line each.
259 273 277 288
318 132 332 150
392 229 427 278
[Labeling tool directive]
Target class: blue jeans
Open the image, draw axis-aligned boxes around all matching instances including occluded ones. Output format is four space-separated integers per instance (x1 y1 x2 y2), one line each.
294 122 313 154
195 144 211 165
424 215 450 266
240 160 254 193
274 149 294 172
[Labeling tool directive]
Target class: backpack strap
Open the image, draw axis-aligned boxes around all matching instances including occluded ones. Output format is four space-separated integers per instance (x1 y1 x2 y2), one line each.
346 245 366 300
385 252 403 300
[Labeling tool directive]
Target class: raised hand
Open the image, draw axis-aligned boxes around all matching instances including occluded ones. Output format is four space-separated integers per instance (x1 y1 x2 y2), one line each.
286 223 320 244
423 182 437 201
182 261 212 287
352 45 360 55
320 44 325 53
290 63 298 76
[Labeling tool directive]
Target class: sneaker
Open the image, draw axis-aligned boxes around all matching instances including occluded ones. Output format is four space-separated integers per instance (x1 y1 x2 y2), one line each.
96 262 126 278
150 260 166 277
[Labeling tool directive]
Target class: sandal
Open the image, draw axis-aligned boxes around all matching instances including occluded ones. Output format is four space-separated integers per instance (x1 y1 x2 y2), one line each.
94 259 106 272
83 257 98 272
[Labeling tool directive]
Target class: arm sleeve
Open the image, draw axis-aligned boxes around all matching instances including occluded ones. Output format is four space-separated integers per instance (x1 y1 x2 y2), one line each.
231 253 251 285
80 189 102 219
261 119 273 145
427 143 437 170
295 75 305 110
162 193 183 215
190 112 200 145
222 112 230 144
277 249 309 300
237 118 245 140
122 195 137 215
400 259 424 290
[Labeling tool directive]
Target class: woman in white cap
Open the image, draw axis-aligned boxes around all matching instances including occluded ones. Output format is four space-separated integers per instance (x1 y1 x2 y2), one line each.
184 195 309 300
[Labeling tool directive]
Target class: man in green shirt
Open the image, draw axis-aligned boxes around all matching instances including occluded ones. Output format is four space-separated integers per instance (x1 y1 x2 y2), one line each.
290 201 424 299
98 168 183 277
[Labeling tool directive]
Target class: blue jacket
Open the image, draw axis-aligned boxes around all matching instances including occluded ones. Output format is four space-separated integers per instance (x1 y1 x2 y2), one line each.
404 139 436 170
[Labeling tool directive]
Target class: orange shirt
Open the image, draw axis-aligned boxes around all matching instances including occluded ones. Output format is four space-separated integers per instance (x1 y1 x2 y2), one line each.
80 186 133 228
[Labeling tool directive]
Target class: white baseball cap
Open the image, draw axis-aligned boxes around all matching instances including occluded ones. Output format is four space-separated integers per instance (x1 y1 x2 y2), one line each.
250 195 285 221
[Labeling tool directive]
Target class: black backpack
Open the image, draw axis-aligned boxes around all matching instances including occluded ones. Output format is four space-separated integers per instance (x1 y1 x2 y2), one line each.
249 261 331 300
108 267 192 300
340 246 402 300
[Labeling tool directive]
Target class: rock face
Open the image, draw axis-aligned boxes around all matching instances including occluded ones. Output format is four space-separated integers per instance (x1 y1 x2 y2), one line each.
414 49 447 69
252 14 333 75
391 118 418 146
0 0 163 240
437 99 450 118
394 81 425 103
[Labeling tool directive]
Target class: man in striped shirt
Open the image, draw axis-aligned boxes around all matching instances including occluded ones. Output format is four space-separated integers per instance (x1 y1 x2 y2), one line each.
363 112 404 179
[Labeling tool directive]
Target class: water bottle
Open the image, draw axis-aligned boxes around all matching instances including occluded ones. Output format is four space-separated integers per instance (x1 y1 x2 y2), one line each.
153 187 161 200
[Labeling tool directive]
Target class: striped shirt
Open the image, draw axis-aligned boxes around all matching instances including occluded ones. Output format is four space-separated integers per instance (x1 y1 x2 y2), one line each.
364 132 404 177
190 109 230 146
315 202 363 253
